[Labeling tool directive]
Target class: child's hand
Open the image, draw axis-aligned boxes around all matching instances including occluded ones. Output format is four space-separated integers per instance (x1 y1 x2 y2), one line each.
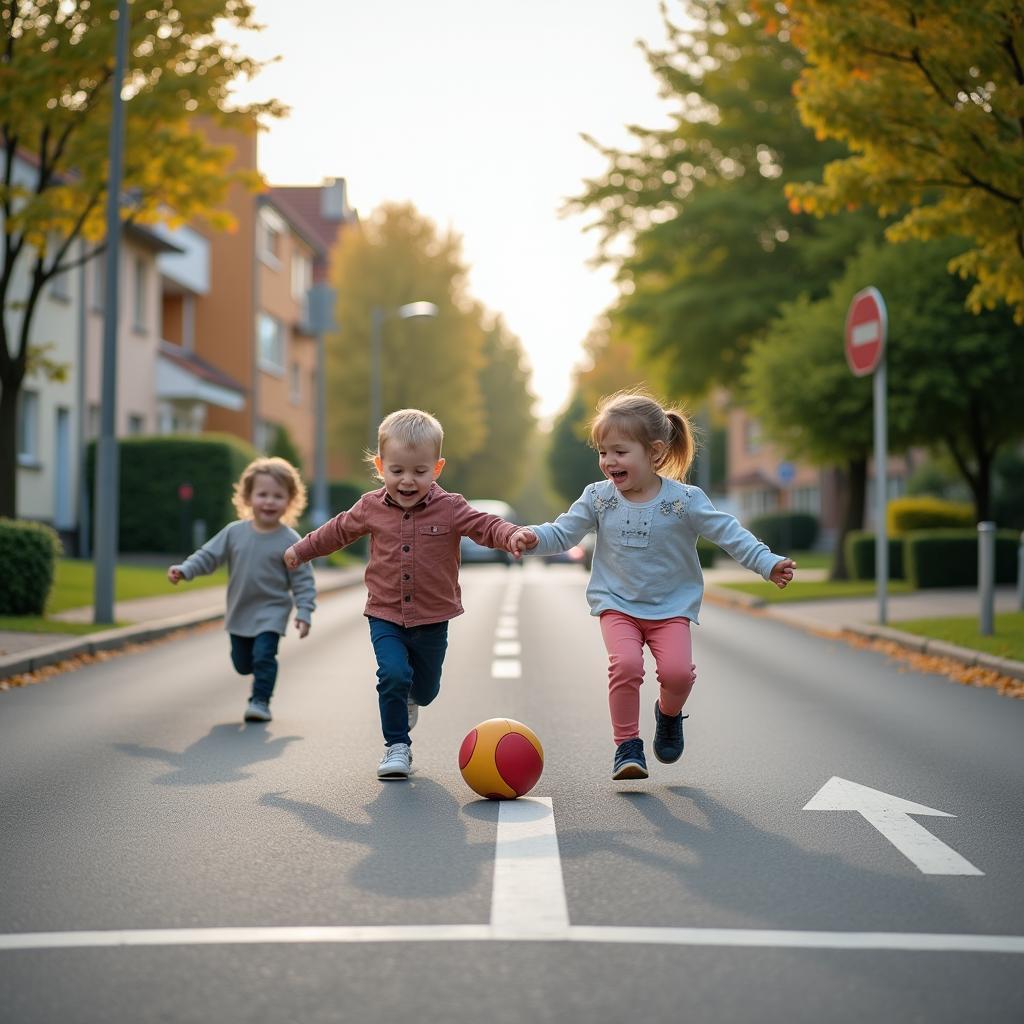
167 566 184 585
295 618 310 639
510 527 538 557
770 558 796 589
283 545 301 570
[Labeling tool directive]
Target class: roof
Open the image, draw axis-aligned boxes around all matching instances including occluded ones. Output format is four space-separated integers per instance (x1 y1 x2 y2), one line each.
268 186 352 257
727 469 781 489
158 342 247 395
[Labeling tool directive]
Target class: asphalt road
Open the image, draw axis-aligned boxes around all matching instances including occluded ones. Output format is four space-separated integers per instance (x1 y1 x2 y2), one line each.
1 563 1021 1024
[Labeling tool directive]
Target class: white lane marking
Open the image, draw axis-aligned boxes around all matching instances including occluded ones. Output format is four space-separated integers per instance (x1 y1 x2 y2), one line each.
495 626 517 640
498 615 517 630
493 641 521 657
3 927 1022 954
490 797 569 935
491 660 521 679
804 777 984 876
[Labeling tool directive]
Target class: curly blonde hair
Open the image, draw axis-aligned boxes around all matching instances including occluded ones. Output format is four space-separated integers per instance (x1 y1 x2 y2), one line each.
231 457 307 527
590 389 696 482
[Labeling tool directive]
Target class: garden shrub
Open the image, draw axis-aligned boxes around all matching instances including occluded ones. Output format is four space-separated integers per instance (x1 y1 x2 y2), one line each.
747 512 819 552
888 496 974 535
843 531 906 581
904 529 1019 588
0 518 62 615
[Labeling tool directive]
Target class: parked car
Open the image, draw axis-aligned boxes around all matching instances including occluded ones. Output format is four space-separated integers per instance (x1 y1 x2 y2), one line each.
459 499 518 566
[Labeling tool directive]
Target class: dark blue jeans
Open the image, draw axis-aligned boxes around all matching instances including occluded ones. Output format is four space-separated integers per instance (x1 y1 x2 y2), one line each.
368 616 449 746
229 631 280 705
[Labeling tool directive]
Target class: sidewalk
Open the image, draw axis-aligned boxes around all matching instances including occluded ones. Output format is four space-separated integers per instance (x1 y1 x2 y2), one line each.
704 569 1024 682
0 565 365 681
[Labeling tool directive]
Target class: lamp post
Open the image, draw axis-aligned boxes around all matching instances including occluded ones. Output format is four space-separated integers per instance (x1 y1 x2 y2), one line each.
307 283 338 527
368 301 439 450
93 0 130 625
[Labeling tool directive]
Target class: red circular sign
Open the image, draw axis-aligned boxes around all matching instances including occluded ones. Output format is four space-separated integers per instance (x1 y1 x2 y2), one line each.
177 483 193 502
844 287 887 377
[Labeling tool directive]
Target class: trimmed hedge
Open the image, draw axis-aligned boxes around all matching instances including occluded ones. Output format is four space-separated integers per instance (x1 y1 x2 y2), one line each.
747 512 818 552
696 538 716 568
888 496 973 534
904 529 1019 589
0 518 62 615
844 531 906 581
87 433 258 555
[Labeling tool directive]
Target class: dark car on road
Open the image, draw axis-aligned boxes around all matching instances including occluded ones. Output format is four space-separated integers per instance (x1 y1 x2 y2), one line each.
459 499 519 566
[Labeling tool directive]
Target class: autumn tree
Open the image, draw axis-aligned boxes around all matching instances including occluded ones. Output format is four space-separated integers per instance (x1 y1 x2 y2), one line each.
442 316 536 501
766 0 1024 321
0 0 281 518
327 203 535 492
569 0 880 399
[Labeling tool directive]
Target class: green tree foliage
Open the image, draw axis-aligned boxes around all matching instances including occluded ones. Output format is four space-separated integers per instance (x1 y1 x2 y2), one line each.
326 203 535 489
767 1 1024 321
568 0 880 398
442 318 536 500
545 393 599 507
268 423 302 475
0 0 282 517
744 239 1024 574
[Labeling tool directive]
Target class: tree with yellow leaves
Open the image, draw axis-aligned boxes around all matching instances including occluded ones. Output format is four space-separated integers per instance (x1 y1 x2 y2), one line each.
765 1 1024 321
0 0 283 517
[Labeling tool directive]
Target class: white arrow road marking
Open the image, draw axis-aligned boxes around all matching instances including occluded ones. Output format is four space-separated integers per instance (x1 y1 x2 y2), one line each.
804 777 983 876
490 797 569 935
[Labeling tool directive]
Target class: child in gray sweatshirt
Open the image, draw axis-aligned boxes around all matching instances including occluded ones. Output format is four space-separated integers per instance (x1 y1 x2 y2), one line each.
168 457 316 723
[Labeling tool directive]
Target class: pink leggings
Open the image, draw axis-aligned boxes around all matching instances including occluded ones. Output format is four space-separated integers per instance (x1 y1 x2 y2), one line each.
599 611 695 745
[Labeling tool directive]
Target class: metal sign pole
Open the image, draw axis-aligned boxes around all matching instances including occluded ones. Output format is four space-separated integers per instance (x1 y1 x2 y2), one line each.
874 353 888 625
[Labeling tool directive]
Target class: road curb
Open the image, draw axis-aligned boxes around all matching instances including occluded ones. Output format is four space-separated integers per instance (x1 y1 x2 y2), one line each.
0 570 364 683
842 622 1024 681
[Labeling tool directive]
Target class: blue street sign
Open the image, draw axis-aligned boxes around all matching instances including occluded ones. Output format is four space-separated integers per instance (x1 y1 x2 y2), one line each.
777 461 795 486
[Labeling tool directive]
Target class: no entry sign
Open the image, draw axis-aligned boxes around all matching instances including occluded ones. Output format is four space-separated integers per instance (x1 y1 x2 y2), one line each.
845 287 887 377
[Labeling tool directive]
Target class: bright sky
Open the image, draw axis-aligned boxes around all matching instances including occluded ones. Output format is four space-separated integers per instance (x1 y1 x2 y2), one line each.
230 0 675 420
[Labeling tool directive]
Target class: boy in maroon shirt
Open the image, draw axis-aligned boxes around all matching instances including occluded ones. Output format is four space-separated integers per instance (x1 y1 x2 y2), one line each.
284 408 519 779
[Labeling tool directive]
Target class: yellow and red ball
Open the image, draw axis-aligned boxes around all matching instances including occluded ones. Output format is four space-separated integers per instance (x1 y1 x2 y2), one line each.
458 718 544 800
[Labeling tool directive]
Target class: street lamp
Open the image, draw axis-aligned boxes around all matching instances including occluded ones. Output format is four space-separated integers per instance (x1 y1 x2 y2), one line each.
307 283 338 527
369 301 439 450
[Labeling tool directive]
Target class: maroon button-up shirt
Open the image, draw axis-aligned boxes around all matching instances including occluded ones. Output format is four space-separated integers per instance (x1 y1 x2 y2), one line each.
291 483 519 627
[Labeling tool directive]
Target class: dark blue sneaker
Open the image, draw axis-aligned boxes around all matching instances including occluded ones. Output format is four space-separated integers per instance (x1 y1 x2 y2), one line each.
612 738 648 780
653 700 688 764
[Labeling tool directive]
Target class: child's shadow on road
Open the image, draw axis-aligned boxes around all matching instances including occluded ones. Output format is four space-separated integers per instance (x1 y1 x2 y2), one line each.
262 780 492 899
115 723 301 785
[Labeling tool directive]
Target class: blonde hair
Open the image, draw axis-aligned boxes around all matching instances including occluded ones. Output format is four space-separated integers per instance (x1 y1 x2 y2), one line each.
231 456 307 527
590 389 696 482
366 408 444 478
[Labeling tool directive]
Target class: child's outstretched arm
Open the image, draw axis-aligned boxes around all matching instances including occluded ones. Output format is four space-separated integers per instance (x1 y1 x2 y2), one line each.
167 526 232 584
284 501 369 569
525 487 597 556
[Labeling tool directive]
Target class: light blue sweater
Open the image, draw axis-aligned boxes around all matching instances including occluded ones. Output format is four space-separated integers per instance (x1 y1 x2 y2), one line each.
529 478 783 624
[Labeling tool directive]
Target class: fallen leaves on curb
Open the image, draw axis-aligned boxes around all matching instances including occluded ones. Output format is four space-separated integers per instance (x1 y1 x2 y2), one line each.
0 620 221 692
840 632 1024 700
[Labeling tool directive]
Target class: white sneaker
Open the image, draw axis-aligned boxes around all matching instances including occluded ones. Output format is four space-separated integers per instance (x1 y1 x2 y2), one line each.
377 742 412 779
244 699 272 722
407 699 419 731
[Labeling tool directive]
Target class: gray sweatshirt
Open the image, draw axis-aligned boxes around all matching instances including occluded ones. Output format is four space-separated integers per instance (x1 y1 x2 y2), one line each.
177 520 316 636
529 478 783 624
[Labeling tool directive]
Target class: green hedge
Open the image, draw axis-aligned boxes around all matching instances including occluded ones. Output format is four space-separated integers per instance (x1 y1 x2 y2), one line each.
87 434 258 555
904 529 1019 588
696 538 716 568
888 496 973 534
747 512 819 552
844 531 906 581
0 518 62 615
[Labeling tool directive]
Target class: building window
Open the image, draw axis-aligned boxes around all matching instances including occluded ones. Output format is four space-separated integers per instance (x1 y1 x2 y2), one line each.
132 256 148 331
791 486 821 515
17 390 40 464
128 414 145 436
255 419 275 453
289 361 302 404
257 312 285 372
291 253 312 304
258 207 285 266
